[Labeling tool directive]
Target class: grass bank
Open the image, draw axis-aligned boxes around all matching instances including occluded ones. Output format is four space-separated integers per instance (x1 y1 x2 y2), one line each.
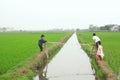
76 32 118 80
0 32 73 80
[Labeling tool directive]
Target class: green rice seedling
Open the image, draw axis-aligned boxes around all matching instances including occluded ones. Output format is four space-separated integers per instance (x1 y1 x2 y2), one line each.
0 32 68 74
77 32 120 76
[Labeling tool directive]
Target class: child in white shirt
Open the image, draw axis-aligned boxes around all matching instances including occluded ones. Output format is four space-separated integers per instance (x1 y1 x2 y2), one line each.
92 33 101 50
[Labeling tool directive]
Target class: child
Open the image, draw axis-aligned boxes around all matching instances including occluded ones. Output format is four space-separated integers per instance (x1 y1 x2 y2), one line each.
38 34 47 51
97 41 104 61
92 33 101 50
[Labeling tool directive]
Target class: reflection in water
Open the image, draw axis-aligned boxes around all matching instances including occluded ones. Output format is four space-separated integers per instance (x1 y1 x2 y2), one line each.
36 52 49 80
38 63 48 80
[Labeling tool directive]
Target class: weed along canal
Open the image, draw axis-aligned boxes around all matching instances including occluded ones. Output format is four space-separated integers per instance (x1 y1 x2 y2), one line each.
34 33 95 80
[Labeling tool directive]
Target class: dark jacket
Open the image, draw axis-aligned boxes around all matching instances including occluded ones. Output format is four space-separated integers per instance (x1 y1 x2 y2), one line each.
38 37 47 46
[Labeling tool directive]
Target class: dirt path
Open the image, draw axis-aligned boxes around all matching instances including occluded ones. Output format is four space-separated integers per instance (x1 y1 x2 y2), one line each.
34 33 95 80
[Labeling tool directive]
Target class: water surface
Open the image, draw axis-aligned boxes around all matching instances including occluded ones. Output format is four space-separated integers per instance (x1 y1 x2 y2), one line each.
34 33 95 80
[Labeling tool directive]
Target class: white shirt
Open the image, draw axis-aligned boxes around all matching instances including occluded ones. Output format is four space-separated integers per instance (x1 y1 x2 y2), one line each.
93 36 101 43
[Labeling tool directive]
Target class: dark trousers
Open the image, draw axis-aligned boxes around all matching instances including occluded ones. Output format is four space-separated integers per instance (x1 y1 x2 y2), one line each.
39 45 43 51
96 41 101 50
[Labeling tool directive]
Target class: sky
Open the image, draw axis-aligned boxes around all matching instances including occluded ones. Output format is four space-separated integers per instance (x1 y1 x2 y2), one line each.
0 0 120 30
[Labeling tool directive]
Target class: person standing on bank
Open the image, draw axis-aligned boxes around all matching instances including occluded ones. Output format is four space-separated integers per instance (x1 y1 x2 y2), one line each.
38 34 47 51
92 33 101 50
97 41 104 61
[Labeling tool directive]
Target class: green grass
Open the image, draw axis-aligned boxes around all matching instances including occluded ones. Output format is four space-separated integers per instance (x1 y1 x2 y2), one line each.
77 32 120 74
0 32 68 74
99 32 120 73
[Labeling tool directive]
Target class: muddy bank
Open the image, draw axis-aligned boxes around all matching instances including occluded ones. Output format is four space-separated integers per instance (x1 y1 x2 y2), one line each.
0 33 73 80
96 59 117 80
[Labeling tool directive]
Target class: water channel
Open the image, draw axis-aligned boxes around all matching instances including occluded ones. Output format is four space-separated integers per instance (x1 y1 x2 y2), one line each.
34 33 95 80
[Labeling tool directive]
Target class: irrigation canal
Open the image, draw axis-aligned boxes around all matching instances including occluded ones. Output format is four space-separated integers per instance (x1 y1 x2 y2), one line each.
34 33 95 80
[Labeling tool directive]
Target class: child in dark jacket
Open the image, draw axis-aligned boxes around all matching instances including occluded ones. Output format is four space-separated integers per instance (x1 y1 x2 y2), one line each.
38 34 47 51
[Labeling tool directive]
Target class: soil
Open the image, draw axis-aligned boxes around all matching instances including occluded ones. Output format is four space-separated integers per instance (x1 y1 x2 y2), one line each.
96 56 117 80
14 69 28 75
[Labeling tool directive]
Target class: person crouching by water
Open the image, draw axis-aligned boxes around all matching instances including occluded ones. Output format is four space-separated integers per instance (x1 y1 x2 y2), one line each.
97 41 104 61
38 34 47 52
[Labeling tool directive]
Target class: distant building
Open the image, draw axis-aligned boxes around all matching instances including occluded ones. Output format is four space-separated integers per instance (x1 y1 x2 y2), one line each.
0 27 14 32
4 27 14 32
0 28 4 32
110 25 120 32
89 24 100 31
